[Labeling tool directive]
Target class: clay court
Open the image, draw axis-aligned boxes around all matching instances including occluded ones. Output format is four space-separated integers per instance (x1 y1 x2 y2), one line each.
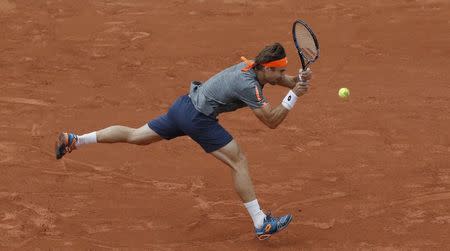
1 0 449 249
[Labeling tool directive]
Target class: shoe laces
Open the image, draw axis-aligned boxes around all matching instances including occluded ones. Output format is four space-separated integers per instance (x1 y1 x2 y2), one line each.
65 135 77 153
264 211 274 221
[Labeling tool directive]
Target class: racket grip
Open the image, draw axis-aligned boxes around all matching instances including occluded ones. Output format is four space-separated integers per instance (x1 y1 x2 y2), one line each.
299 67 311 82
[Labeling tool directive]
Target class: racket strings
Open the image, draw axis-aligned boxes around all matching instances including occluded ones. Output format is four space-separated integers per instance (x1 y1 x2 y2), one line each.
295 24 318 61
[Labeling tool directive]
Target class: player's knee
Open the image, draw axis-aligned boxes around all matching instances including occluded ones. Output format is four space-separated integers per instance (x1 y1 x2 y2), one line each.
127 128 147 145
231 152 248 173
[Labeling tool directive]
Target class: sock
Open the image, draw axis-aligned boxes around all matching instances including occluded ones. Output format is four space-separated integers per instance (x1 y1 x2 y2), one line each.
244 199 266 229
75 132 97 147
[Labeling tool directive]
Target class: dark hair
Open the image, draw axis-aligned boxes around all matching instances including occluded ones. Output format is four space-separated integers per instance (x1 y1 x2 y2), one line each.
254 43 286 70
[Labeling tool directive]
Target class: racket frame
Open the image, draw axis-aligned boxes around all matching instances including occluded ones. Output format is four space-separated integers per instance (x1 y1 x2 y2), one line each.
292 20 320 70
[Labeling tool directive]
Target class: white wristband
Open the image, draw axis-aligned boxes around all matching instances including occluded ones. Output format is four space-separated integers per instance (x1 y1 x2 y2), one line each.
281 90 298 110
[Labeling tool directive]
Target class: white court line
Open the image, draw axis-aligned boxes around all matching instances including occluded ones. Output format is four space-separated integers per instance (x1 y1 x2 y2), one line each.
0 97 50 106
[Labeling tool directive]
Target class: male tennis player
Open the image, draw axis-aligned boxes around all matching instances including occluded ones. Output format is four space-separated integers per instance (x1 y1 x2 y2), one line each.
55 43 312 240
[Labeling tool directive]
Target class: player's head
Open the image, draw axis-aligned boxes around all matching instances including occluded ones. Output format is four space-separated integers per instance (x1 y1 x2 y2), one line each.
254 43 287 85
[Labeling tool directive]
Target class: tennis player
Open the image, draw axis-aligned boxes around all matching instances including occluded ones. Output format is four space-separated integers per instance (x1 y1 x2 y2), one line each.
55 42 312 240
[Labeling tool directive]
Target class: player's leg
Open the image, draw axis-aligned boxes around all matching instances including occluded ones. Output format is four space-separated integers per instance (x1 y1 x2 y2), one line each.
96 124 162 145
55 96 190 159
55 124 163 159
211 140 293 240
210 139 256 202
210 140 265 227
184 112 293 239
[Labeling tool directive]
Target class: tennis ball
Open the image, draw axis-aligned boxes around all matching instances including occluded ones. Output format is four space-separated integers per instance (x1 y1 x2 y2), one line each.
338 87 350 99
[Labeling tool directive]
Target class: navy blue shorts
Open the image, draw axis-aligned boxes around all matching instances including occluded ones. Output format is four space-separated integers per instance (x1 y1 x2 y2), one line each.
148 95 233 153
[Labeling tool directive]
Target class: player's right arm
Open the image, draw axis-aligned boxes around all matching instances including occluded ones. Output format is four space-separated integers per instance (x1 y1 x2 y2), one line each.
252 81 310 129
252 103 289 129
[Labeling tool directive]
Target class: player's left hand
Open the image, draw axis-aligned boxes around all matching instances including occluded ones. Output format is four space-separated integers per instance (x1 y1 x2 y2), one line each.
299 68 312 82
292 81 310 97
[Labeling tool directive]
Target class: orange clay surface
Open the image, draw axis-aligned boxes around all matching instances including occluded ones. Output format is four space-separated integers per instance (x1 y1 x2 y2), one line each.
1 0 449 249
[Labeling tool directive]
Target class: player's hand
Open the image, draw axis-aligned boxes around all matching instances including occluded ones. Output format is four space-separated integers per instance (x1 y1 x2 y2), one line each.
299 68 312 82
292 81 310 97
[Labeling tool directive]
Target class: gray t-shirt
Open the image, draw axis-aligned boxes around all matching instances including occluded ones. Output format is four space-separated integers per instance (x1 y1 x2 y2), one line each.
189 62 267 118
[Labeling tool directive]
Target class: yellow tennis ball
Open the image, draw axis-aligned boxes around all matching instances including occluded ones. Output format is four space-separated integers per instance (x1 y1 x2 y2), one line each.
338 87 350 99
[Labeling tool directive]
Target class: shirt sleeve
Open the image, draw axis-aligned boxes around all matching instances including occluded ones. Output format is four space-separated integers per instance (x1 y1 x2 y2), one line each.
236 82 268 109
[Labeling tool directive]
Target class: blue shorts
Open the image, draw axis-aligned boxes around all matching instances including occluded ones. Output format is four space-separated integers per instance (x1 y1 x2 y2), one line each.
148 95 233 153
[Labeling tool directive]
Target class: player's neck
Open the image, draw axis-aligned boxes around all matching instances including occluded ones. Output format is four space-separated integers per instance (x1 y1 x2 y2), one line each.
255 70 268 86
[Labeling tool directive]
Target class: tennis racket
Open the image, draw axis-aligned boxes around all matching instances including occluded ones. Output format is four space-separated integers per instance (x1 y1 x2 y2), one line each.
292 20 320 70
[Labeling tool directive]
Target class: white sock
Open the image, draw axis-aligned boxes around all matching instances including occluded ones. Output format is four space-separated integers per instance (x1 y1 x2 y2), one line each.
244 199 266 229
75 132 97 147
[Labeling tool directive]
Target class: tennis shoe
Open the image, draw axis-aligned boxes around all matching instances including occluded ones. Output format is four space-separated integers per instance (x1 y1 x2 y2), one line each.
55 132 78 159
255 212 292 240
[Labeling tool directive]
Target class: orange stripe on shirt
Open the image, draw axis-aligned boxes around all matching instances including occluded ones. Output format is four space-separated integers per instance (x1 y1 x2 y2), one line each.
255 86 262 101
